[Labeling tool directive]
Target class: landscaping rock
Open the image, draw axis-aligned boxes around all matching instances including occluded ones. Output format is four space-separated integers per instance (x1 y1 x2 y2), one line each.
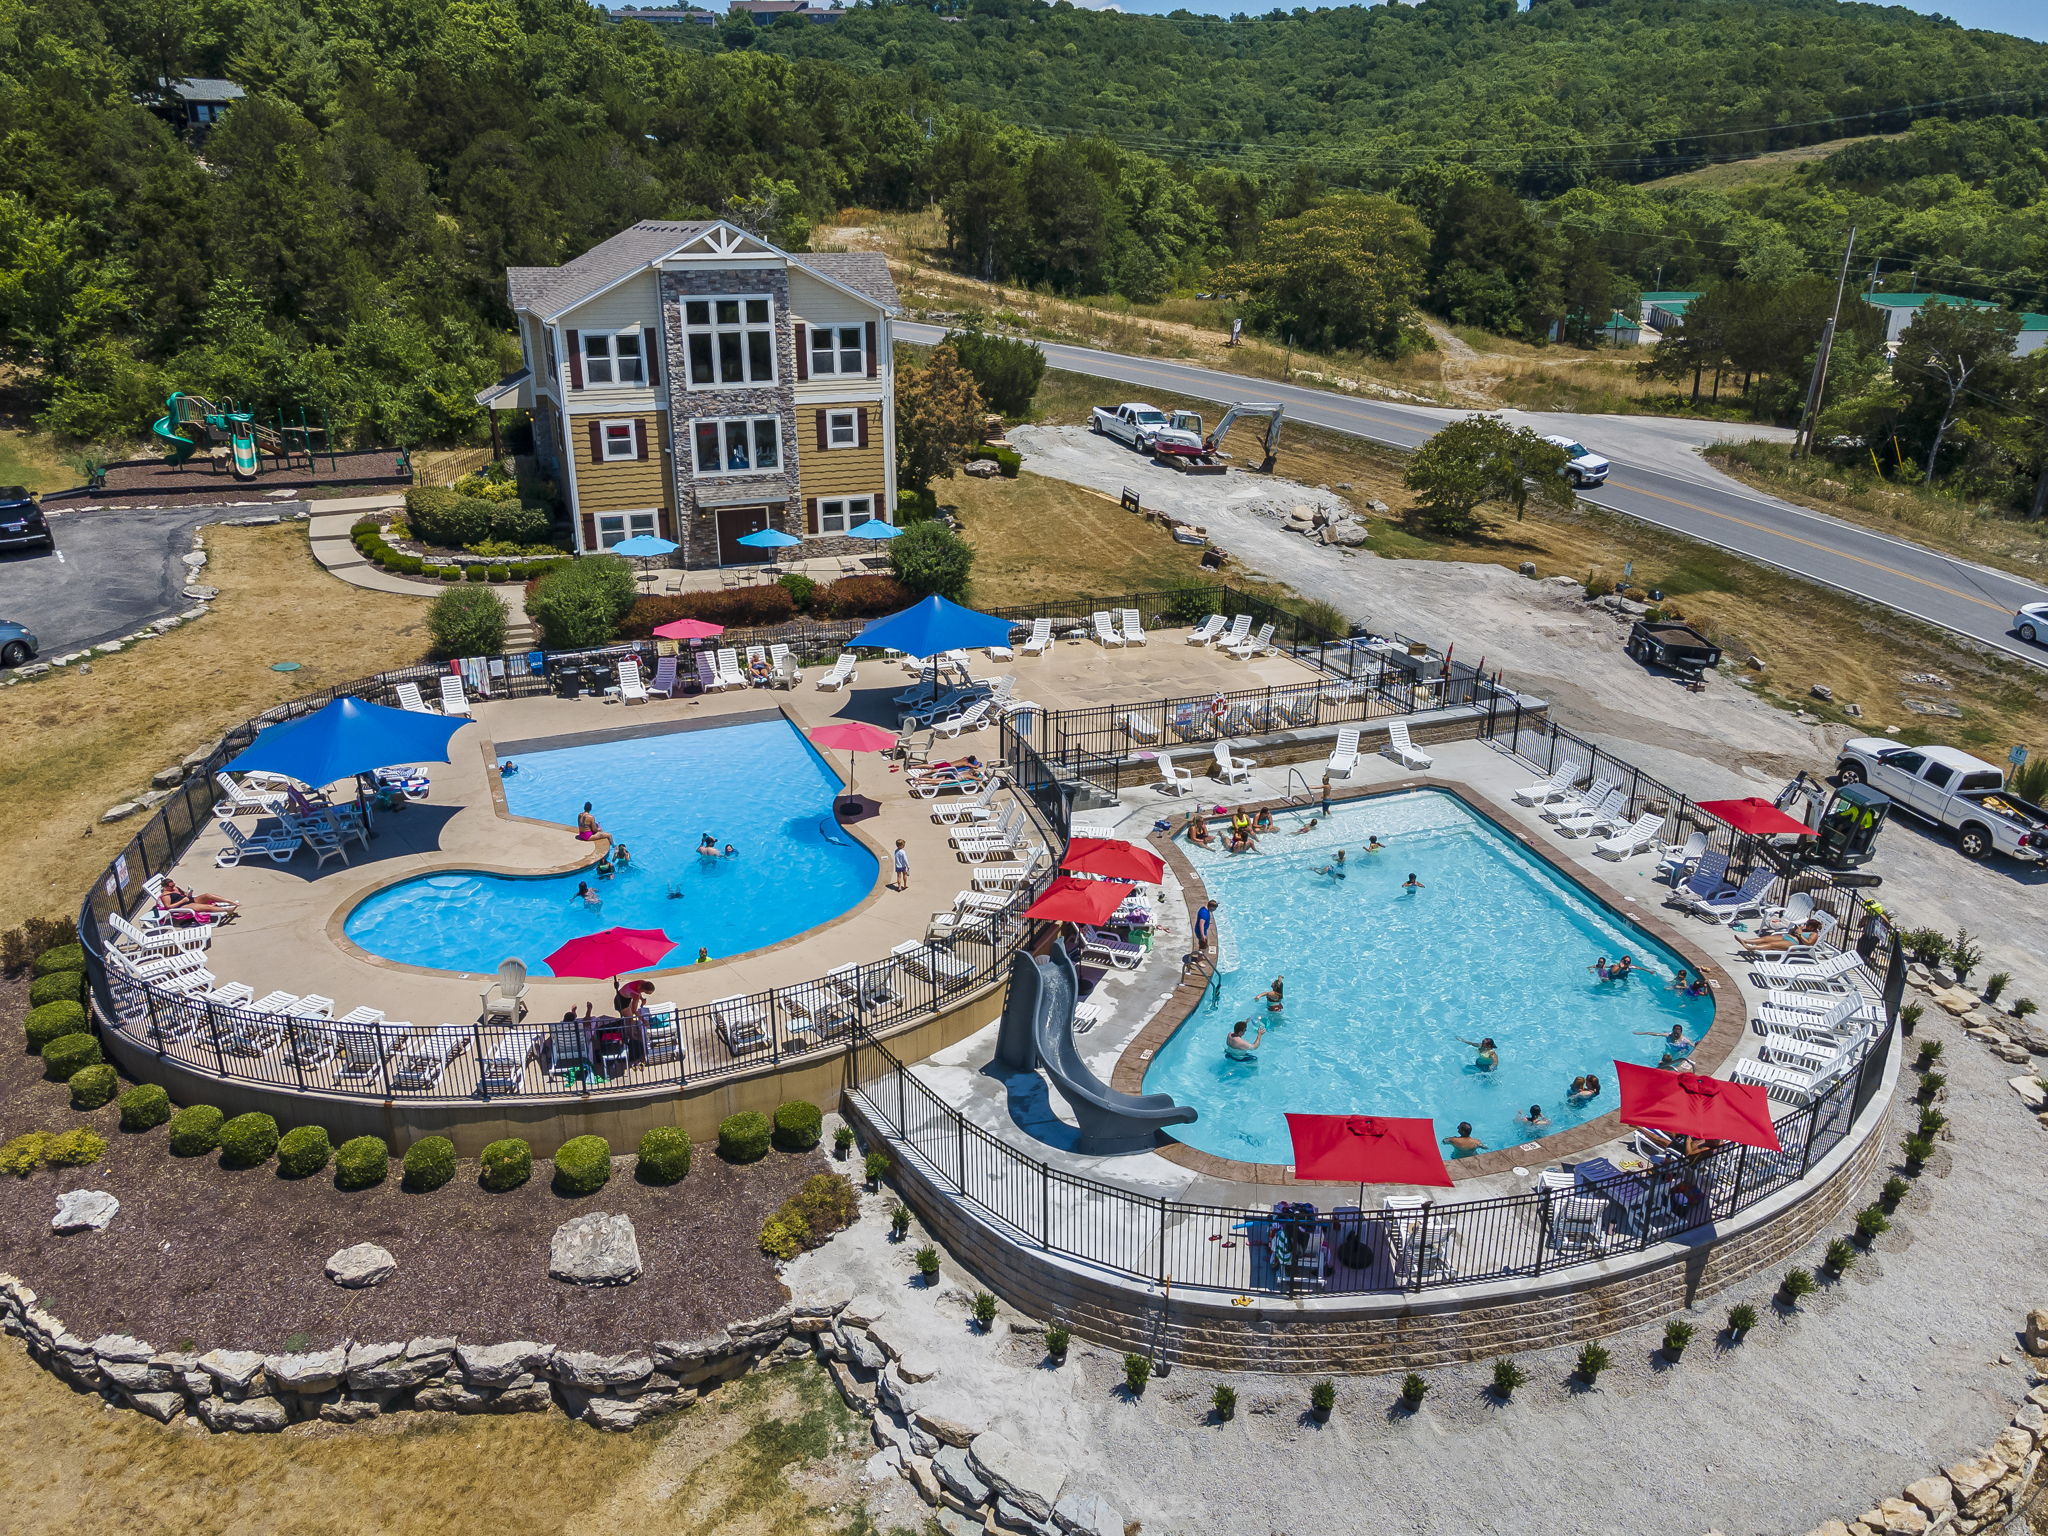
456 1341 548 1387
345 1340 441 1391
99 803 143 825
865 1446 904 1484
266 1347 347 1393
2025 1310 2048 1357
1904 1476 1955 1515
727 1303 794 1345
877 1363 921 1417
840 1326 887 1372
1869 1496 1929 1534
318 1393 390 1425
197 1349 267 1395
825 1357 876 1410
651 1332 732 1372
994 1494 1058 1534
914 1408 985 1448
581 1390 679 1430
551 1349 654 1391
549 1213 641 1286
195 1394 290 1433
895 1347 942 1384
1052 1490 1124 1536
968 1431 1065 1523
16 662 49 678
414 1381 495 1413
128 1391 185 1423
495 1378 554 1414
91 1333 152 1363
1321 517 1370 548
151 766 186 788
326 1243 396 1288
932 1444 990 1506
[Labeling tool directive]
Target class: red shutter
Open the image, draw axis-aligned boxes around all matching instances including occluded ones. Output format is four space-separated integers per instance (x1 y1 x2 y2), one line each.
856 408 870 449
643 327 660 386
793 322 808 380
864 321 877 377
634 420 649 461
566 330 582 389
656 506 672 540
815 410 829 452
806 497 819 535
579 513 596 550
586 420 602 461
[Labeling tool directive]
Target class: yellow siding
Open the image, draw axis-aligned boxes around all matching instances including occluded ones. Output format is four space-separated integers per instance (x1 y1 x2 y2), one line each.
797 403 886 502
572 412 671 514
789 269 874 328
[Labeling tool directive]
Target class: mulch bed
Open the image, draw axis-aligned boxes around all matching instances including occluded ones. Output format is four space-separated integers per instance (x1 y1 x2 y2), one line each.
0 971 818 1353
45 451 410 507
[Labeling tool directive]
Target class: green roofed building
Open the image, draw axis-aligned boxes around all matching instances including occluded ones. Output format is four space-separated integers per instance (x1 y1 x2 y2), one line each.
1638 292 1700 334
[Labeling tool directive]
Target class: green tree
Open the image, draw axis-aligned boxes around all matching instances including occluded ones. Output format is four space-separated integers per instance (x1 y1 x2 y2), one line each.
895 342 986 492
1226 194 1427 358
1403 415 1571 537
527 556 636 649
946 327 1045 416
1891 301 2022 485
888 520 974 602
427 585 509 659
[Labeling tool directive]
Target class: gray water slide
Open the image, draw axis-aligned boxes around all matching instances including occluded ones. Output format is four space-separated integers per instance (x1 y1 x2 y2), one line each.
995 944 1196 1155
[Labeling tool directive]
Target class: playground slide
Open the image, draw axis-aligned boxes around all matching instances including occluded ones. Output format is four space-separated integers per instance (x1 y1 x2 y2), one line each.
152 390 198 465
228 423 260 479
995 944 1196 1155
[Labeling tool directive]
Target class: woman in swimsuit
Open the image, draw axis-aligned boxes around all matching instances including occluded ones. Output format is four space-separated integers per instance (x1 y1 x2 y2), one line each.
1187 814 1213 848
1460 1035 1499 1071
158 878 238 921
576 803 603 841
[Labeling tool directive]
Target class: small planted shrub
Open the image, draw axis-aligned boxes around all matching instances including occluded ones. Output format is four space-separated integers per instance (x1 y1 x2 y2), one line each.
1880 1176 1910 1210
0 1133 51 1175
1045 1321 1071 1360
1854 1206 1891 1243
1916 1072 1946 1103
276 1124 332 1178
1918 1106 1947 1138
402 1134 457 1191
480 1137 532 1191
1781 1267 1817 1303
1986 971 2013 1005
40 1032 101 1082
971 1290 998 1330
29 970 84 1008
1905 928 1950 968
760 1211 808 1261
772 1099 823 1152
67 1063 117 1110
24 999 87 1052
834 1125 856 1159
44 1128 106 1167
218 1112 280 1167
1576 1342 1612 1384
914 1244 940 1283
1663 1321 1695 1360
1123 1353 1152 1396
1949 929 1982 983
1490 1357 1528 1399
1727 1302 1758 1337
1822 1238 1857 1275
167 1104 225 1157
1900 1002 1925 1035
1400 1373 1430 1409
1901 1133 1935 1168
1913 1037 1942 1069
118 1083 171 1131
637 1127 692 1184
717 1111 772 1164
553 1134 613 1194
335 1134 390 1189
864 1149 892 1188
32 943 85 977
1309 1378 1337 1416
2014 999 2039 1020
760 1173 859 1261
889 1202 912 1241
1212 1384 1237 1422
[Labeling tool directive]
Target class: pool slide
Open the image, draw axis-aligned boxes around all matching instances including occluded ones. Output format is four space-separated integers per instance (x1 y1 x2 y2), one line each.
995 943 1196 1155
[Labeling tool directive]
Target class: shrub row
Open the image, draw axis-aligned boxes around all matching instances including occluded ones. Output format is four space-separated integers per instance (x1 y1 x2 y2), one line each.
352 518 566 585
29 969 83 1008
403 485 554 549
759 1173 860 1261
25 999 86 1052
0 1127 106 1175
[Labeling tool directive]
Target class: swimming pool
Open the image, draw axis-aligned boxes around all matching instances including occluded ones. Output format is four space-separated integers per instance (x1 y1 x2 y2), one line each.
1141 789 1714 1163
343 718 876 974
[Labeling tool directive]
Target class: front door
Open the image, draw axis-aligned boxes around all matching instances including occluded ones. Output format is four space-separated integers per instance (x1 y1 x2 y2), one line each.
716 505 772 565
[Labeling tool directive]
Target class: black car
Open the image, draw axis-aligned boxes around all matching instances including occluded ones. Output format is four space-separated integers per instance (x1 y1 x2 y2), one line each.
0 486 51 551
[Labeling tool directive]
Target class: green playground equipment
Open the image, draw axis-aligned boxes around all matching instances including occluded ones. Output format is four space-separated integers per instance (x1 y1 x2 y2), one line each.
152 391 336 479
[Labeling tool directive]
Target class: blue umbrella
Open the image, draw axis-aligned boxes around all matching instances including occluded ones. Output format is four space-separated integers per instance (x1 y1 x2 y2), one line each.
849 594 1017 660
845 518 902 540
225 695 469 789
610 534 678 558
736 527 801 549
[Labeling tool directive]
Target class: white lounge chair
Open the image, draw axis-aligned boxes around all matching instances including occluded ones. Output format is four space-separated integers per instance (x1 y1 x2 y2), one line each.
929 779 1005 826
393 681 439 714
1021 618 1056 657
970 852 1045 892
1543 776 1617 823
1512 761 1582 806
1184 614 1225 646
647 655 679 697
1120 609 1148 646
1226 622 1274 660
337 1021 411 1079
1556 787 1628 838
950 805 1022 849
1733 1055 1841 1104
438 675 472 717
1755 990 1870 1039
829 962 898 1011
110 911 210 958
479 957 529 1023
617 657 649 704
1384 719 1433 770
1214 615 1251 650
1124 711 1161 745
1325 725 1361 780
815 653 858 691
391 1032 468 1090
214 817 299 868
1680 867 1777 923
1155 751 1194 796
1075 924 1143 971
1749 950 1866 991
715 995 769 1053
1594 814 1666 860
779 982 856 1043
479 1028 541 1092
892 940 974 990
211 770 290 818
715 648 746 689
1212 741 1251 784
931 698 993 740
1655 830 1708 882
1090 611 1127 648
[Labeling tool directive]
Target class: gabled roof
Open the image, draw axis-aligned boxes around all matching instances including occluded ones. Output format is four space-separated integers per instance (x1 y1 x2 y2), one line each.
474 368 531 408
159 77 245 104
790 252 898 310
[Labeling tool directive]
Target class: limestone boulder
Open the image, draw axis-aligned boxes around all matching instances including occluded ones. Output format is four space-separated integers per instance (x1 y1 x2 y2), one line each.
549 1213 641 1286
266 1347 348 1394
1053 1490 1124 1536
1903 1476 1953 1515
456 1341 549 1388
932 1444 990 1506
194 1394 289 1433
52 1191 119 1233
968 1431 1066 1524
2025 1309 2048 1357
197 1349 267 1395
326 1243 396 1288
551 1349 654 1392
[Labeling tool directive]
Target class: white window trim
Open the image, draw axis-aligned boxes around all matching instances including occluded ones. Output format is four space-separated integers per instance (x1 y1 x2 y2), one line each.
580 329 646 388
597 418 640 462
691 414 783 477
825 409 860 448
815 494 875 535
808 323 866 377
594 509 660 550
680 293 778 390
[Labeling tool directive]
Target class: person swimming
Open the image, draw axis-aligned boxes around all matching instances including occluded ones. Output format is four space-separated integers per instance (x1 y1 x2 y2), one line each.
595 855 615 879
1611 953 1636 979
698 833 718 855
1460 1035 1498 1070
1224 1020 1266 1060
612 843 631 867
1402 872 1424 891
1567 1075 1595 1105
723 842 737 857
1636 1022 1695 1059
1591 956 1612 981
1516 1104 1550 1129
1442 1122 1487 1158
1290 817 1321 835
1257 976 1285 1013
1316 849 1347 878
574 881 600 907
499 760 519 776
1365 836 1384 853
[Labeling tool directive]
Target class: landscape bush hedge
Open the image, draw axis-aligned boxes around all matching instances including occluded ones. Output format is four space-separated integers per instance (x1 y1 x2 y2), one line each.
636 1127 692 1183
718 1111 773 1163
403 1134 457 1190
32 944 84 977
167 1104 225 1156
335 1134 390 1189
218 1112 280 1166
0 1133 51 1175
480 1137 532 1190
553 1134 612 1194
815 574 914 619
277 1124 332 1178
888 520 974 601
29 970 84 1008
44 1127 106 1166
778 572 818 611
427 585 508 659
41 1032 102 1081
759 1173 860 1260
25 999 86 1052
528 555 637 649
68 1064 117 1110
772 1099 822 1152
618 584 795 638
118 1083 171 1131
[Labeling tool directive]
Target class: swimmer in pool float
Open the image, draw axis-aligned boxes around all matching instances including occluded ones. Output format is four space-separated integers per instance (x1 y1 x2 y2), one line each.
1316 849 1346 878
1257 976 1284 1013
1224 1020 1265 1060
1442 1122 1487 1158
1517 1104 1550 1129
1459 1035 1498 1071
574 881 600 908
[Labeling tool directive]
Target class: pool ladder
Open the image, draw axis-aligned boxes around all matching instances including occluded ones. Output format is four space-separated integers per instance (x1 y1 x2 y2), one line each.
1282 767 1319 809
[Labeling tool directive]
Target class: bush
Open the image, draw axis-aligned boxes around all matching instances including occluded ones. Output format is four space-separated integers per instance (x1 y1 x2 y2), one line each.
335 1134 390 1189
1490 1357 1528 1398
404 484 461 529
1045 1321 1070 1359
1914 1038 1942 1068
1576 1341 1612 1383
427 585 508 659
437 565 461 582
1308 1377 1338 1415
778 1172 858 1248
118 1082 171 1131
29 970 84 1008
948 328 1046 415
1159 579 1220 626
834 1124 856 1159
2 919 71 974
1916 1072 1946 1103
760 1211 809 1260
1822 1238 1857 1274
25 999 86 1054
480 1137 532 1190
1949 928 1982 983
637 1127 692 1184
1727 1302 1758 1335
1986 970 2013 1004
406 490 497 549
718 1111 773 1163
816 574 915 619
618 584 796 638
1212 1383 1237 1421
2014 998 2039 1019
1123 1353 1151 1395
914 1244 940 1281
1880 1176 1910 1209
167 1104 225 1157
403 1134 457 1191
488 566 511 583
41 1032 102 1081
1663 1320 1695 1358
0 1133 51 1175
44 1127 106 1166
1781 1267 1817 1301
528 556 637 649
971 1290 998 1329
68 1063 117 1110
778 572 818 611
486 502 554 546
1400 1372 1429 1407
772 1099 822 1152
864 1149 892 1186
33 942 85 977
218 1111 279 1167
888 520 974 601
553 1134 612 1194
277 1124 332 1178
464 563 490 582
1902 1132 1935 1166
1918 1106 1947 1138
967 443 1022 476
1290 597 1349 640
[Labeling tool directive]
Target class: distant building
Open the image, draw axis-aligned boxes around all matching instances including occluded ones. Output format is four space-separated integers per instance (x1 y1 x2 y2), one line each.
726 0 842 19
613 4 720 23
1859 291 2048 356
152 77 245 130
1638 292 1700 334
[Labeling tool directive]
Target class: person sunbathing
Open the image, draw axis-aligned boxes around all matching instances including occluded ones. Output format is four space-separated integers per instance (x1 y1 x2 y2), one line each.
577 804 604 841
909 757 983 783
1749 917 1824 953
157 878 238 921
747 655 773 686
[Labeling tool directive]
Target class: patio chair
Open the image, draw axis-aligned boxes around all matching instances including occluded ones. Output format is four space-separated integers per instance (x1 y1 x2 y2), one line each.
438 674 472 717
214 817 299 868
1212 741 1251 784
696 651 730 693
1733 1054 1844 1105
646 655 679 698
715 648 746 689
1020 618 1055 657
1214 615 1251 650
1090 611 1127 648
212 770 290 818
970 851 1046 892
1325 725 1361 780
828 961 899 1011
1654 830 1708 883
1749 949 1866 992
1383 719 1434 770
279 811 352 869
391 1030 468 1090
1120 609 1148 646
479 957 529 1023
393 681 439 715
617 656 650 705
479 1027 542 1092
1679 867 1776 923
892 940 974 990
928 778 1005 826
1594 813 1667 860
1074 924 1143 971
768 644 799 687
1672 849 1732 905
1184 614 1225 646
930 698 993 741
714 995 770 1053
1123 711 1162 745
110 911 211 958
1154 751 1194 796
1549 1195 1606 1253
1512 760 1584 806
1226 621 1274 661
1275 689 1318 728
1544 776 1616 823
544 1015 590 1079
814 653 858 691
283 1017 341 1069
640 1007 682 1065
779 982 856 1044
1555 787 1629 838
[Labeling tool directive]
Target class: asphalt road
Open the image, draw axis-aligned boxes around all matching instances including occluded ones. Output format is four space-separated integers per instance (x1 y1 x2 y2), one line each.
901 322 2048 665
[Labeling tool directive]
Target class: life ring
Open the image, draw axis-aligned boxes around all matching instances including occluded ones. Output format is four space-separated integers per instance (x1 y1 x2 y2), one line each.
1209 694 1230 723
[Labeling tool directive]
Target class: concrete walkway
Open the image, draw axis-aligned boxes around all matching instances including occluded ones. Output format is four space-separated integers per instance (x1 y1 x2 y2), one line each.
305 496 533 639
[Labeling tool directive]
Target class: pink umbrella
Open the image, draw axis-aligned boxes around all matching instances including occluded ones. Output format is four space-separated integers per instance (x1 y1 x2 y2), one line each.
543 926 676 981
809 720 898 792
652 618 725 640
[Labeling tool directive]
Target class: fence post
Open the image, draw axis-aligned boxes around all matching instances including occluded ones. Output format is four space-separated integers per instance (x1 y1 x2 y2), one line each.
954 1110 965 1191
1533 1196 1550 1276
1158 1195 1168 1287
1041 1159 1051 1250
287 1018 307 1090
1410 1205 1430 1292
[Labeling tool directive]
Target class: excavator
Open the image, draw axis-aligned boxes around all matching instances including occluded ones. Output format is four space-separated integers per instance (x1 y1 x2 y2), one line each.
1155 401 1285 475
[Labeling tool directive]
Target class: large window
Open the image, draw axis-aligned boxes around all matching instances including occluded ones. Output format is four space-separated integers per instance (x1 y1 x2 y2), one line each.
808 324 865 376
595 511 657 549
815 495 873 535
581 330 644 386
684 296 776 387
693 415 781 475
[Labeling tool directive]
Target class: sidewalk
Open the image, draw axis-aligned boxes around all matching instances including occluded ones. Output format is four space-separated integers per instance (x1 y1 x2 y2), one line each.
304 497 533 639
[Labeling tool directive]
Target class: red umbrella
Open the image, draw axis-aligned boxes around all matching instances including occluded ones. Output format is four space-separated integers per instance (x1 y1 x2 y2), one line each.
1021 876 1135 925
1694 797 1814 837
1285 1112 1454 1190
651 618 725 640
1060 836 1166 884
543 926 677 980
1614 1061 1781 1152
809 720 898 792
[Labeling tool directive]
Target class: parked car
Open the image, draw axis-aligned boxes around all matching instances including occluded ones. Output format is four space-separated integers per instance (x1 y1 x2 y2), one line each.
0 618 37 669
1089 402 1205 458
0 485 51 551
2014 601 2048 646
1542 436 1610 489
1835 738 2048 862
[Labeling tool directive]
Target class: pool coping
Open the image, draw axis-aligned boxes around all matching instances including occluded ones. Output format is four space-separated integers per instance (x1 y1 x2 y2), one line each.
325 703 891 984
1111 776 1742 1184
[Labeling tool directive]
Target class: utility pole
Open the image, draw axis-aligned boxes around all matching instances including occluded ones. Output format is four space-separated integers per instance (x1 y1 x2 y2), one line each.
1796 225 1857 460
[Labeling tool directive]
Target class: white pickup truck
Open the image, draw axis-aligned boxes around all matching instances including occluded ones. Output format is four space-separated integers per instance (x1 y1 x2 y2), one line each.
1835 738 2048 862
1090 402 1205 459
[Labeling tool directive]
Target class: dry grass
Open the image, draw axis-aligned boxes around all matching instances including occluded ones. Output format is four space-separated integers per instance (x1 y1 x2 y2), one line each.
1640 133 1898 192
0 524 433 931
0 425 84 494
946 468 1213 609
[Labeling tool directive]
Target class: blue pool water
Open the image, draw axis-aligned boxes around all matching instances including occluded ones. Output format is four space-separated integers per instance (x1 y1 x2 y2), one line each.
343 718 876 974
1142 790 1714 1162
